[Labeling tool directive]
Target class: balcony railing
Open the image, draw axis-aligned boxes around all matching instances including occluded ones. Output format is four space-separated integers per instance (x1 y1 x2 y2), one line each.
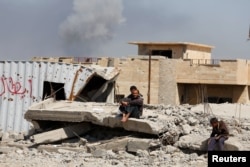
188 59 220 66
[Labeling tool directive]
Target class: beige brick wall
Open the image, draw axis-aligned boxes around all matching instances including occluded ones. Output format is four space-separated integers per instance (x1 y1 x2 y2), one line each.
97 57 250 105
176 59 248 85
97 57 160 104
184 50 211 60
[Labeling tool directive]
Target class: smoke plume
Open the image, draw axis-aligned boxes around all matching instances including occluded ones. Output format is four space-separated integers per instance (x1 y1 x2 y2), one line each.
59 0 125 56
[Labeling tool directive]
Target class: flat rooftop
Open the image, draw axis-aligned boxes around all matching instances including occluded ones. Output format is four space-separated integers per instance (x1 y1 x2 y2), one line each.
128 41 214 49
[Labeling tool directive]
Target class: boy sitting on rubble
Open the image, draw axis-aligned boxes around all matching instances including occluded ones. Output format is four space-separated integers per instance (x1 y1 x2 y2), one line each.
119 89 143 122
208 117 229 151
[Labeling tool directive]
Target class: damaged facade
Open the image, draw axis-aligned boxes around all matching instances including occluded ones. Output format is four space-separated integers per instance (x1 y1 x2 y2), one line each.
0 61 119 133
30 41 250 105
96 42 250 105
2 41 250 133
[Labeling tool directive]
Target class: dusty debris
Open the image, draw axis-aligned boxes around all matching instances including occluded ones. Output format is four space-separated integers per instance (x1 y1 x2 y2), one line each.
37 145 86 153
86 137 130 152
126 138 152 153
0 146 17 154
79 137 88 146
1 103 250 166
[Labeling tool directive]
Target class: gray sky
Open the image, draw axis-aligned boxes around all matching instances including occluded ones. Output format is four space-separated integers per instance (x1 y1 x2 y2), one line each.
0 0 250 60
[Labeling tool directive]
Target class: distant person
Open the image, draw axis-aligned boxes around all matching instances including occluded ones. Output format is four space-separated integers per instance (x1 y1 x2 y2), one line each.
208 117 229 151
127 85 143 116
119 89 143 122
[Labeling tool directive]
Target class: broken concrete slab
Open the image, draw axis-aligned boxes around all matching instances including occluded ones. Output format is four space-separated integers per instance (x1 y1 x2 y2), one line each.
136 149 149 157
175 134 243 151
127 138 152 153
164 145 180 154
5 142 33 150
87 137 130 152
37 145 86 153
25 99 177 135
174 134 208 151
224 138 243 151
30 122 91 144
0 146 17 154
87 137 159 155
103 116 170 135
91 149 109 158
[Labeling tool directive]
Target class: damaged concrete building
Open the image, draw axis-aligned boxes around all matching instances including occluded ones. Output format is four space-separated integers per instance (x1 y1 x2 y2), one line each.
95 42 250 105
2 42 250 167
32 41 250 105
22 41 249 135
0 61 119 132
3 41 250 134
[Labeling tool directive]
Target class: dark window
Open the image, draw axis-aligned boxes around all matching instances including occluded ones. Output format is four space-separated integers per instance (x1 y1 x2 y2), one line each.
75 75 105 102
207 97 232 104
74 75 113 102
151 50 172 58
43 81 66 100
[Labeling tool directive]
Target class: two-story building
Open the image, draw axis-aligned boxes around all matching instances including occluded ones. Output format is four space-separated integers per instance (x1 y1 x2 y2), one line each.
97 42 250 105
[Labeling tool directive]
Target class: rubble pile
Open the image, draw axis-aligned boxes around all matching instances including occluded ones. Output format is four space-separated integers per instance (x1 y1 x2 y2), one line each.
1 103 250 167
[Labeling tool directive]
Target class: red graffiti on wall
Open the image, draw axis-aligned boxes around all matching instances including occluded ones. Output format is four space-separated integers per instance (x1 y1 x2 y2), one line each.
0 76 32 98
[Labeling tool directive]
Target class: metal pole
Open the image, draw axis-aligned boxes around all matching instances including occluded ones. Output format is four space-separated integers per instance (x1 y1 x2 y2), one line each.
148 50 151 104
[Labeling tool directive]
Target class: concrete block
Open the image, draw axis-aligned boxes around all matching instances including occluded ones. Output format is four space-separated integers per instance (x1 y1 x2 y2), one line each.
79 138 88 146
181 124 192 135
176 135 243 151
127 139 151 153
92 149 105 157
224 138 243 151
188 117 198 126
30 122 91 144
136 150 149 157
174 135 208 151
0 146 17 154
164 145 180 154
37 145 85 153
87 137 130 152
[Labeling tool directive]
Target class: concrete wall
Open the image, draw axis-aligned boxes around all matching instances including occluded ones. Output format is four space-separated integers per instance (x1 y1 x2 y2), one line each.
97 57 161 104
97 57 250 105
176 59 249 85
158 59 179 105
233 86 249 103
183 45 211 60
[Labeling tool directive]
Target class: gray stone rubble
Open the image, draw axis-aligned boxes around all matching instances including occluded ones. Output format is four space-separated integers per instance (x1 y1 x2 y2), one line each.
1 103 250 166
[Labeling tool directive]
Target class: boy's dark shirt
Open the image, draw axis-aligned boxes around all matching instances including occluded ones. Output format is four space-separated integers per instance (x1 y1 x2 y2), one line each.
126 94 143 115
210 121 229 139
